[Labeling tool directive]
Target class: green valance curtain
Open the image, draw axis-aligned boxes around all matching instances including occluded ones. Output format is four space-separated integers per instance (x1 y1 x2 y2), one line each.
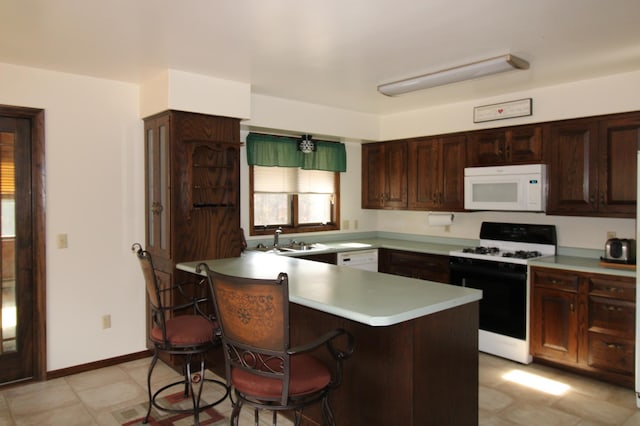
246 133 346 172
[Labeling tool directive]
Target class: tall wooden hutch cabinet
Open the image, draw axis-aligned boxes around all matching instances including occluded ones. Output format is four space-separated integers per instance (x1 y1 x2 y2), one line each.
143 110 242 355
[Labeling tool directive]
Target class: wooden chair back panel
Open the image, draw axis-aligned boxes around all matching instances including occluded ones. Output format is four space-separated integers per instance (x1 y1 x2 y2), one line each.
211 272 288 352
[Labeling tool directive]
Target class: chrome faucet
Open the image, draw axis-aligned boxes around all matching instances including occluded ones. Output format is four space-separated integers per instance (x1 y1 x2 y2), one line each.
274 227 282 248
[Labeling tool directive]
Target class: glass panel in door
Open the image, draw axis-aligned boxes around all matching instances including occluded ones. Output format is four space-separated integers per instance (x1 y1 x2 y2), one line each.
0 134 15 354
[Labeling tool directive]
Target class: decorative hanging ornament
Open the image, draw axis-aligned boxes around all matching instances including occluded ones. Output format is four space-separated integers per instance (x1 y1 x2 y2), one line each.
298 134 315 153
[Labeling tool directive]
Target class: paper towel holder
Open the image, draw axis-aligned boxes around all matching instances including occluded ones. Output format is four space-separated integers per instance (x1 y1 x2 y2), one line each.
427 212 455 227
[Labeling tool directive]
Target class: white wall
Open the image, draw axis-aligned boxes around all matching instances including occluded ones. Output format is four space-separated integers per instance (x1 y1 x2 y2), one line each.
0 63 145 371
379 69 640 140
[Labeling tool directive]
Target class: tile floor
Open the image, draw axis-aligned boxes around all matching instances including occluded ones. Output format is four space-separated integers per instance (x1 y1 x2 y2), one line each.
0 353 640 425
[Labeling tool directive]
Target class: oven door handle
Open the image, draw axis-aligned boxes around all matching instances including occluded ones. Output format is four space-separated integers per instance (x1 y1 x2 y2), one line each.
449 263 527 282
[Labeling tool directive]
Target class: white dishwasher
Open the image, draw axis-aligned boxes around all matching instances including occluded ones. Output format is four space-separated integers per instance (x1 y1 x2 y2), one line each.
336 249 378 271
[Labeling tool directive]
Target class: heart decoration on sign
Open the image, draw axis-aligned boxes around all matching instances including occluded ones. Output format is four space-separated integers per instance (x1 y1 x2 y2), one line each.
497 108 504 114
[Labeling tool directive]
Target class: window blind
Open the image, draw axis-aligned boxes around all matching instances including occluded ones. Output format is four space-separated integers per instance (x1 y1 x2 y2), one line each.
254 166 334 194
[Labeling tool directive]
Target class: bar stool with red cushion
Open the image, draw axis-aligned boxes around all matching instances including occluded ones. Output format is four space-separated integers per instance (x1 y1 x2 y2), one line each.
198 264 355 426
132 243 228 426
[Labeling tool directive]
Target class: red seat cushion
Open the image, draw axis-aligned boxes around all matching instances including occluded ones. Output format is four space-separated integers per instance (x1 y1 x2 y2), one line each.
231 354 331 399
150 315 215 346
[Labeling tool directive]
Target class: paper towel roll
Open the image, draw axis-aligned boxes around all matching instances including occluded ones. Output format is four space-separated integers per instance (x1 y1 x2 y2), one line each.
427 212 454 226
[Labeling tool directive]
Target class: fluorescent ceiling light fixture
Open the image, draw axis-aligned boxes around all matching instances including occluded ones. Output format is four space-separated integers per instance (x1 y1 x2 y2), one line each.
377 54 530 96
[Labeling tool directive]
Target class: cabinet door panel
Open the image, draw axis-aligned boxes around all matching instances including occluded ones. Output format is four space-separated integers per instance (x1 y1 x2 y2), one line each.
408 138 439 209
439 136 466 210
362 142 407 209
384 142 408 208
507 125 543 163
362 143 385 208
145 115 171 259
466 131 504 166
547 120 599 214
598 114 640 216
531 287 579 363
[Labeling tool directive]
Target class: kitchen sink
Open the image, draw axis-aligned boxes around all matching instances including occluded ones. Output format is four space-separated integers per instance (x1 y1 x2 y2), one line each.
254 242 328 253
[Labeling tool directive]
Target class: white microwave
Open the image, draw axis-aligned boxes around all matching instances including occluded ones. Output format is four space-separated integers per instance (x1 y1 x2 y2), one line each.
464 164 547 211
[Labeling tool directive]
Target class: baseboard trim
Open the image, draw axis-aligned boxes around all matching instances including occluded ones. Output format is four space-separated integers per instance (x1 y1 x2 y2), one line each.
46 350 152 380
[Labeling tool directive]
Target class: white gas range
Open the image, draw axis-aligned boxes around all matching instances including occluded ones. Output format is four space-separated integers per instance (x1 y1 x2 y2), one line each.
449 222 557 364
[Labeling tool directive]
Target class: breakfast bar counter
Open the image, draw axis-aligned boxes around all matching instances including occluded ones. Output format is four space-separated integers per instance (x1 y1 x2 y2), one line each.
178 252 482 425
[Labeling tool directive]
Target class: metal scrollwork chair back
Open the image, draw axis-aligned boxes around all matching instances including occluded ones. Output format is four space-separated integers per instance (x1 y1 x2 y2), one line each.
131 243 228 425
198 264 354 426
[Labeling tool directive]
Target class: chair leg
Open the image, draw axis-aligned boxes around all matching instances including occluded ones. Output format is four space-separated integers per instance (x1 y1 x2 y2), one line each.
183 354 192 398
185 355 203 426
321 394 336 426
144 349 160 424
230 394 242 426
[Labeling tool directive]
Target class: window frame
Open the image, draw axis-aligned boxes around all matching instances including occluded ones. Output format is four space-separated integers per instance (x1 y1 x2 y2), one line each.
249 165 340 236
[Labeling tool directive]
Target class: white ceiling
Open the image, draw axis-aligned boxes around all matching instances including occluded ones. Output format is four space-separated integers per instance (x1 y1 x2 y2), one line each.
1 0 640 115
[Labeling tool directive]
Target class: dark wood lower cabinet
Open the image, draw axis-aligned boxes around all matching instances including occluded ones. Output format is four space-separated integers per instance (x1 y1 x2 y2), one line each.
288 302 478 426
379 248 450 283
530 266 635 387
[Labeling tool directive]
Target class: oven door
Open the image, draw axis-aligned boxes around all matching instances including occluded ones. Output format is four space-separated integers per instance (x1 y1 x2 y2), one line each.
450 258 527 339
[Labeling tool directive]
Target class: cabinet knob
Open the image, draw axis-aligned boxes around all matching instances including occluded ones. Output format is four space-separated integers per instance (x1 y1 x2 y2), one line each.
603 305 623 312
151 202 164 215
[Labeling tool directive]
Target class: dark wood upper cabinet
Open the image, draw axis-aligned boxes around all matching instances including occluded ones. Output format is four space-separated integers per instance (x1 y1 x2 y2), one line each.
362 141 408 209
362 110 638 217
546 118 599 215
547 112 640 217
408 134 466 211
467 124 543 166
598 113 640 216
143 110 241 362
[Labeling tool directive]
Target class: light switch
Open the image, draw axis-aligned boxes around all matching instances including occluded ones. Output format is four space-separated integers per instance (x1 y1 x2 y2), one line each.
57 234 68 249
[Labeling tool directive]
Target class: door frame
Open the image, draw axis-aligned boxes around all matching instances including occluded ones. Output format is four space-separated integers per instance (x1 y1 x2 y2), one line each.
0 105 46 381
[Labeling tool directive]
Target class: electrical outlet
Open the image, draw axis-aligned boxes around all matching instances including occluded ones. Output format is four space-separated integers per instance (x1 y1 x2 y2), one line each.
102 314 111 329
354 219 358 230
342 220 350 230
57 233 68 249
607 231 617 239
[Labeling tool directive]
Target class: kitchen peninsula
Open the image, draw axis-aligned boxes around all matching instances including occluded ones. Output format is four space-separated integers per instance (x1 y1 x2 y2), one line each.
178 251 482 425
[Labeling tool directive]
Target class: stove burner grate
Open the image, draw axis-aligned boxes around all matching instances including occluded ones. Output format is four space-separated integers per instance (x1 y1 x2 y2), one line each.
462 246 499 255
502 250 543 259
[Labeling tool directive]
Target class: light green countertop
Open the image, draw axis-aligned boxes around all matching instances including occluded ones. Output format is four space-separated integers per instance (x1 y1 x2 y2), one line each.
177 251 482 327
529 255 636 278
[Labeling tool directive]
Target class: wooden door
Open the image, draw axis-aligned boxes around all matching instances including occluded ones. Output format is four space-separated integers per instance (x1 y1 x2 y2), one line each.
547 119 599 215
597 113 640 217
0 110 45 384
